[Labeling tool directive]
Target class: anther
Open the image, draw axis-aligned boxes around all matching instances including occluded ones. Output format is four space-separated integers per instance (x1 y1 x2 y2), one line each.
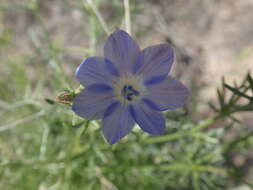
127 96 132 101
127 85 133 90
121 84 140 101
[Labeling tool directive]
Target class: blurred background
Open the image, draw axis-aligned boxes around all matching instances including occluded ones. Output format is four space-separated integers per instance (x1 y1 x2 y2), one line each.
0 0 253 189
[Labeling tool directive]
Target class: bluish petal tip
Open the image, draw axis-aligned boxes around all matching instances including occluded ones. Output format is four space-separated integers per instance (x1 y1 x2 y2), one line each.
137 43 174 79
72 89 114 120
102 105 135 145
75 56 115 86
130 103 165 135
104 29 140 74
75 61 83 79
145 77 189 111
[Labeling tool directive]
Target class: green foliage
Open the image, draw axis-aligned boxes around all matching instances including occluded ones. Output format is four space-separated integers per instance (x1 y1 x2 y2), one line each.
0 0 253 189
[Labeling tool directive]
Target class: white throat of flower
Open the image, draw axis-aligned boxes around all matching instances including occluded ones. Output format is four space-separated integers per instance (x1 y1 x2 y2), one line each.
113 73 146 104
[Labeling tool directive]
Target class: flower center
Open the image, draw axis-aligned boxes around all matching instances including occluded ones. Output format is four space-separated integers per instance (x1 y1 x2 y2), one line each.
113 73 146 103
121 85 140 101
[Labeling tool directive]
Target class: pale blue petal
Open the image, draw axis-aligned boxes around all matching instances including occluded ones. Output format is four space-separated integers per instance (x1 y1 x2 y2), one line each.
144 74 167 86
144 76 189 111
104 59 120 77
135 44 174 82
76 56 118 86
72 88 115 120
103 101 120 117
141 98 161 111
86 83 113 93
130 103 165 135
104 30 140 73
102 104 135 144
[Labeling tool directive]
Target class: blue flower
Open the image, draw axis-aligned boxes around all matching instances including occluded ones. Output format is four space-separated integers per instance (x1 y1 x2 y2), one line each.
72 30 189 144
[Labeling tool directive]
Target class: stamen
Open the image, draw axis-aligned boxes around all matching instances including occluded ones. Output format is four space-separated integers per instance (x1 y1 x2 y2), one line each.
127 96 132 101
121 84 140 101
121 85 128 96
126 92 134 98
127 85 133 90
113 73 146 103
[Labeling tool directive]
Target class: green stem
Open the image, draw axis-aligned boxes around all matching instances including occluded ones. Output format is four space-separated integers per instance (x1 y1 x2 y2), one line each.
135 163 226 175
85 0 110 35
144 117 216 144
123 0 131 34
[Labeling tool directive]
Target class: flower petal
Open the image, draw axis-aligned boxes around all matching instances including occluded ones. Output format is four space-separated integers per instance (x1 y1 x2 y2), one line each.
135 44 174 81
144 76 189 111
130 103 165 135
86 83 113 93
144 75 167 86
76 56 119 86
102 103 135 144
104 30 140 73
72 88 115 120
